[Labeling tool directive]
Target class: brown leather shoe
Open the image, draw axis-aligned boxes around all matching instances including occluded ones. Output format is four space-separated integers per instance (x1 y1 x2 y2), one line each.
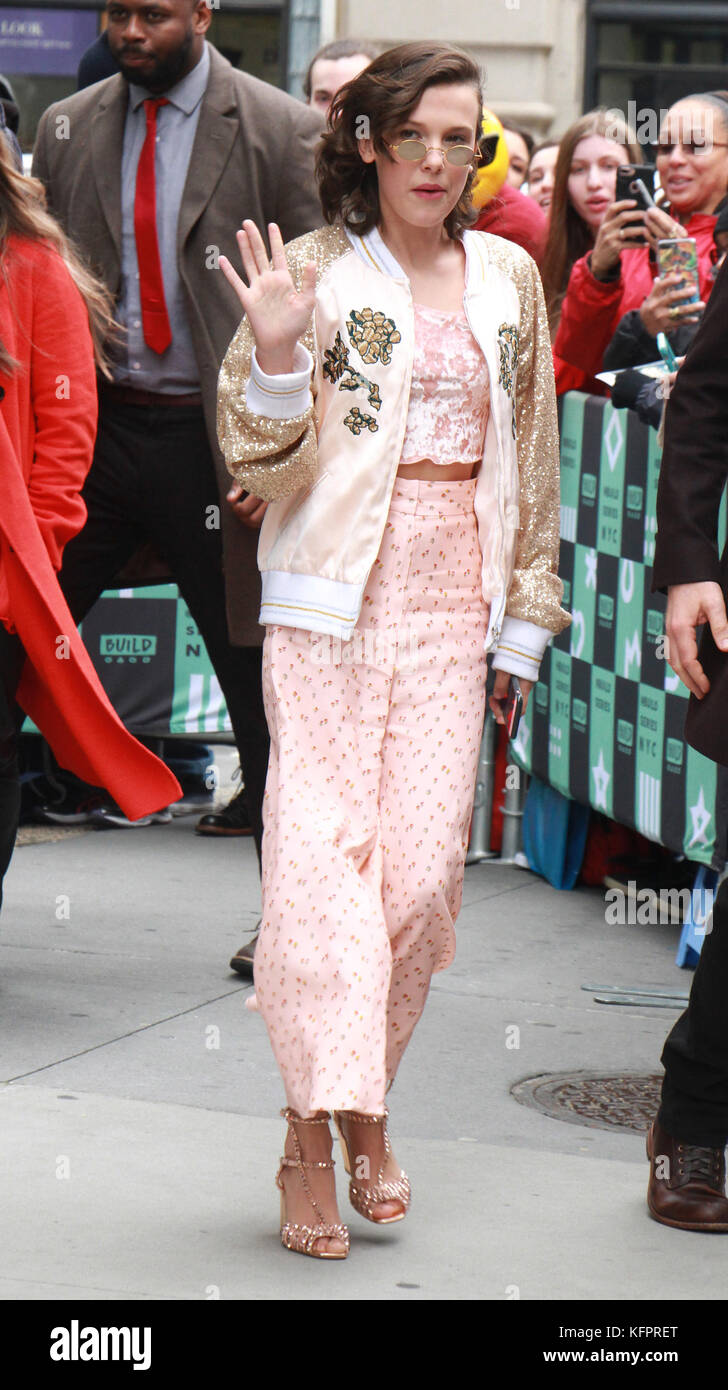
229 931 258 978
646 1118 728 1231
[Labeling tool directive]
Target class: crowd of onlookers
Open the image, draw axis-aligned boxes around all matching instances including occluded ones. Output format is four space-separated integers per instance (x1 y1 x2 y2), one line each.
493 92 728 423
4 36 726 428
294 47 728 428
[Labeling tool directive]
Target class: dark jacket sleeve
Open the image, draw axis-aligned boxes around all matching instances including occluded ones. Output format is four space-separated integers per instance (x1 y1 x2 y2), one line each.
610 368 665 430
652 255 728 592
603 309 659 370
603 309 696 371
275 102 324 243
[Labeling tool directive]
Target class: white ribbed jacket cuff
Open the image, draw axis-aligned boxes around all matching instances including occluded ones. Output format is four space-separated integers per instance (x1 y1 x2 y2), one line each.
246 344 313 419
490 616 553 682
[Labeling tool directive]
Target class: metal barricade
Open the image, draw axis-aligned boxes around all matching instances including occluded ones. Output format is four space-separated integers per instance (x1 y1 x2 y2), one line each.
466 709 529 867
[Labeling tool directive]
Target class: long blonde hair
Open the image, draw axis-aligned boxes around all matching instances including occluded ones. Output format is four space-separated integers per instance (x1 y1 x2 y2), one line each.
0 133 116 375
540 109 641 335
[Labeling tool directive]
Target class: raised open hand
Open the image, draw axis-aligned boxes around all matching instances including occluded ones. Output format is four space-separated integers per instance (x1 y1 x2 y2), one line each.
219 221 316 376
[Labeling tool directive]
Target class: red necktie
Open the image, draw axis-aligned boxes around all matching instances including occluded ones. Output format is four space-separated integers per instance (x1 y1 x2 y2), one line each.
134 97 172 355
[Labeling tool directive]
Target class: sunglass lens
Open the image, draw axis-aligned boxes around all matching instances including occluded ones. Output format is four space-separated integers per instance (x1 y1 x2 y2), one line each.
397 139 427 160
447 146 474 166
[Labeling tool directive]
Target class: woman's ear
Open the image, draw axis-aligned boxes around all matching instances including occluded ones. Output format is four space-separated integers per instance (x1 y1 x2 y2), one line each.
357 137 376 165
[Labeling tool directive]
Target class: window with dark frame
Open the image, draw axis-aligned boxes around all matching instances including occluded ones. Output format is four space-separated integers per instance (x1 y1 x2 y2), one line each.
585 0 728 148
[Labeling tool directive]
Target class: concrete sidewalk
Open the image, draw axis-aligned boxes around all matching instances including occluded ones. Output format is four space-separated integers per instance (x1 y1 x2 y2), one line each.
0 787 721 1301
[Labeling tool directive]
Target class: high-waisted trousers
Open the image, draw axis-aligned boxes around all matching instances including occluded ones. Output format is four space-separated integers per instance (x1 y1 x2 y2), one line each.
248 477 489 1117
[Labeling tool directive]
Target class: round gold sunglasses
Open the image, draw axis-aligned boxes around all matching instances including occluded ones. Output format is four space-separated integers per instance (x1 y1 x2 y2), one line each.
383 138 480 168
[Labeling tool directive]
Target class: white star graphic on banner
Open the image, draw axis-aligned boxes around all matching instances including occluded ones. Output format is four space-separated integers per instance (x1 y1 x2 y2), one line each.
687 786 712 848
592 749 611 810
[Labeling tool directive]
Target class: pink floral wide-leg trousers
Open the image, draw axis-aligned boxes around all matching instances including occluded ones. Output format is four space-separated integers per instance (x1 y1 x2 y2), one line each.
247 477 489 1116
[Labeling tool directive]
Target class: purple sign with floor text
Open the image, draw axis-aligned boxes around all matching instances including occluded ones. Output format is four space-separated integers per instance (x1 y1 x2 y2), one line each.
0 8 97 76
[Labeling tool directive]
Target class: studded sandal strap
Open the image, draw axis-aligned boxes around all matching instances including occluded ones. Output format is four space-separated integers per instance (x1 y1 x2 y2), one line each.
280 1109 338 1228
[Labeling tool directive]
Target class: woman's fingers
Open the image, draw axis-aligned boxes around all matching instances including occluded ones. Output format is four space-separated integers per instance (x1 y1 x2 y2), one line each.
235 226 262 287
646 206 687 238
489 670 511 725
219 253 249 309
241 218 272 276
268 222 288 272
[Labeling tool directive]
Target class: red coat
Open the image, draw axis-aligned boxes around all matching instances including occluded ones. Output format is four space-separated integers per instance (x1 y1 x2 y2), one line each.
553 353 607 399
553 211 717 386
474 182 548 266
0 236 180 817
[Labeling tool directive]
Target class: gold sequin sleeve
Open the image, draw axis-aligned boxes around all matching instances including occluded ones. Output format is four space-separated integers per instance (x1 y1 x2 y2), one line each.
507 250 571 635
216 226 350 501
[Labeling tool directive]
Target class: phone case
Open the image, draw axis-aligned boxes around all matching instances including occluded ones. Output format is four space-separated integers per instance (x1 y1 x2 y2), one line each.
505 686 523 740
615 164 656 207
657 238 700 303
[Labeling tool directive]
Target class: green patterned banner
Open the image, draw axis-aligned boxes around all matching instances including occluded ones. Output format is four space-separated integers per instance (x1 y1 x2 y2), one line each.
24 583 233 740
517 394 727 870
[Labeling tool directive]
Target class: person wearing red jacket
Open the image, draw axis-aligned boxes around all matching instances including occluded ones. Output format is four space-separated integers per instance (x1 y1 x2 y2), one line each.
0 140 180 909
540 108 641 396
473 178 548 266
554 93 728 385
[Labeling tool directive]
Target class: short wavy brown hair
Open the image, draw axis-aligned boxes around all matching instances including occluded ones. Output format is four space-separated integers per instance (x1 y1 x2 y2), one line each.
316 42 483 240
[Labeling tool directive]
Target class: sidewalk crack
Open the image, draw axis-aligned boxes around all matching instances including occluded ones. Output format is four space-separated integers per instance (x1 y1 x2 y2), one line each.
2 986 251 1083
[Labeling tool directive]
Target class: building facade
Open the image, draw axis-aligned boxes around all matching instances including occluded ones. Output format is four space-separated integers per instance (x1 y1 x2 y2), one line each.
3 0 728 149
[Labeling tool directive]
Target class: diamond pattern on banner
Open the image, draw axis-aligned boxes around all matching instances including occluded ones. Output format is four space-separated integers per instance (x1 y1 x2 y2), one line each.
516 394 725 869
604 407 624 473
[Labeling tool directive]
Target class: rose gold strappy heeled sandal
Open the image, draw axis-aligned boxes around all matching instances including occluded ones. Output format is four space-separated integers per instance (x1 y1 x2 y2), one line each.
333 1108 411 1225
276 1108 350 1259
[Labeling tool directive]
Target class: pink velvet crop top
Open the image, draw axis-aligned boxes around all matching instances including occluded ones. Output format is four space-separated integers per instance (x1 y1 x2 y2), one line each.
399 303 490 467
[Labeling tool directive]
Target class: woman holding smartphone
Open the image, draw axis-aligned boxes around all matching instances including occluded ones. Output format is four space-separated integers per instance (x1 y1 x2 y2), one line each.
539 109 641 394
554 93 728 383
218 42 569 1260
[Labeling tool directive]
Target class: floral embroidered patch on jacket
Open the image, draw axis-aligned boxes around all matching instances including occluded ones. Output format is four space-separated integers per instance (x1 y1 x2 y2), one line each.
343 406 379 435
346 308 401 365
323 319 387 433
322 331 349 383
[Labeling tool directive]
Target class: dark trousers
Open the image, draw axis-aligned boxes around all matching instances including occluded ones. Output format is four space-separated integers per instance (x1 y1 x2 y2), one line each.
59 394 269 863
659 874 728 1147
0 626 24 911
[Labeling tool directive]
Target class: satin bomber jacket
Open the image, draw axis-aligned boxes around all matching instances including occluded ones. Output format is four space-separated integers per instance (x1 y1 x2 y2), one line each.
217 223 571 681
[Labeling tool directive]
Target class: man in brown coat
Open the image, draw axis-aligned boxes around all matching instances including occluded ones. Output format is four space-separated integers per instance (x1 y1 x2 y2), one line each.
648 252 728 1230
32 0 323 964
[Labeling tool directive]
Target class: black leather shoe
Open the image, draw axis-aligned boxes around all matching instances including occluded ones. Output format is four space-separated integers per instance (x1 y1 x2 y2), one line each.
229 931 259 978
196 786 252 837
646 1118 728 1231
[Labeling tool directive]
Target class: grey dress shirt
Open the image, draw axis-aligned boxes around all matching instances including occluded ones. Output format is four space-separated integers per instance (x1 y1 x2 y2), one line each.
114 44 209 392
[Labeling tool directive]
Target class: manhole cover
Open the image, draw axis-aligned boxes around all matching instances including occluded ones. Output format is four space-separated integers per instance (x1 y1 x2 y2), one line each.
511 1071 662 1133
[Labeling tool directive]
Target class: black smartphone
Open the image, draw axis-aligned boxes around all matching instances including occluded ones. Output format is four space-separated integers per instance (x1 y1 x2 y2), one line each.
615 164 657 245
501 676 523 741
